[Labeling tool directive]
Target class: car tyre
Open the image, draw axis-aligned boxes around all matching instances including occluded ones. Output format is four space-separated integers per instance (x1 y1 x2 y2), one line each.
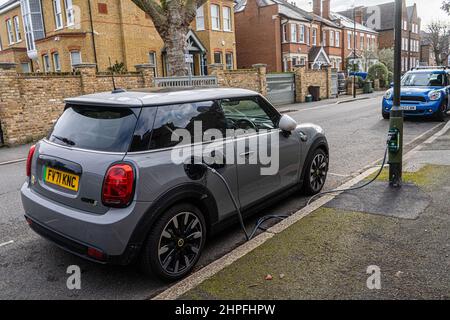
382 111 390 120
139 203 206 282
302 148 329 196
434 101 447 122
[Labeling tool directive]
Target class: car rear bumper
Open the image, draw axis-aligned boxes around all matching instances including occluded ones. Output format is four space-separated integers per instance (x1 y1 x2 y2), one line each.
382 99 441 116
21 182 152 265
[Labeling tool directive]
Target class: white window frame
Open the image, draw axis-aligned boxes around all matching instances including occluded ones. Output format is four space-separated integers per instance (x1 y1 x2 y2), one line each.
70 51 82 67
21 62 31 72
322 30 326 46
329 30 334 47
360 34 364 50
6 19 15 44
211 4 220 31
52 52 61 72
13 16 22 42
196 5 205 31
335 31 340 47
149 51 158 76
225 52 233 70
347 31 352 49
214 51 222 64
312 27 317 46
282 24 287 43
53 0 63 30
299 25 305 43
306 27 310 45
290 24 297 42
64 0 75 26
43 54 51 72
222 6 231 31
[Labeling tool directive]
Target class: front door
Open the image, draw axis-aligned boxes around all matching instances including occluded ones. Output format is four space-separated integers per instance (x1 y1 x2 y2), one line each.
220 96 301 210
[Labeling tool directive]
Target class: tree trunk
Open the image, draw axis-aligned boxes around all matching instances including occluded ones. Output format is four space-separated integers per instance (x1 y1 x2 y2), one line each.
163 25 190 76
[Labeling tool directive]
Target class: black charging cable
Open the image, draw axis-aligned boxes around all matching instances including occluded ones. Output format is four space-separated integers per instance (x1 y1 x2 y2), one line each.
198 132 393 241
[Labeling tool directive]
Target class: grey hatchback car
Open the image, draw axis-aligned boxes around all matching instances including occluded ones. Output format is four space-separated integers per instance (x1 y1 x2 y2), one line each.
21 87 329 281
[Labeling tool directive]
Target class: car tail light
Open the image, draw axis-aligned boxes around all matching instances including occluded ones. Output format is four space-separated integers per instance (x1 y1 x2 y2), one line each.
102 163 135 208
26 145 36 177
87 247 105 261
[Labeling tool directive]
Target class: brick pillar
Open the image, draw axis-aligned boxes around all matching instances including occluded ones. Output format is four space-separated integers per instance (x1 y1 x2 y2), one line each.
208 63 226 86
294 65 306 103
325 66 332 99
252 64 267 96
135 64 155 88
0 63 21 145
73 63 97 94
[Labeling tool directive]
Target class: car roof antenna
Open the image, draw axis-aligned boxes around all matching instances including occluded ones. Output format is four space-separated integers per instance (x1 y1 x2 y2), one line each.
108 57 126 94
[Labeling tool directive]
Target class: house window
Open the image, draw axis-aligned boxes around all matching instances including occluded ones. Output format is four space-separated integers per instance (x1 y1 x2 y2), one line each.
70 51 82 66
98 3 108 14
283 58 288 72
223 6 231 31
214 51 222 64
53 0 63 29
292 57 297 67
299 25 305 43
52 52 61 72
211 4 220 30
329 30 334 47
6 19 14 44
225 52 233 70
322 30 326 46
312 28 317 45
299 57 306 65
290 24 297 42
403 20 407 30
196 5 205 30
43 54 51 72
64 0 75 26
306 27 310 45
282 24 287 42
347 31 352 49
149 51 158 76
21 0 45 51
13 16 21 42
21 62 31 73
335 31 340 47
360 34 364 50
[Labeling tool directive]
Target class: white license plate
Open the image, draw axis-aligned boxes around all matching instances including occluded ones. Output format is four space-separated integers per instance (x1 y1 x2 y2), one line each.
399 106 417 111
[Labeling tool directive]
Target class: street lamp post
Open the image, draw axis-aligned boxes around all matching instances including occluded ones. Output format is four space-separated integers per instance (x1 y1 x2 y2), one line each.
389 0 404 187
353 6 357 98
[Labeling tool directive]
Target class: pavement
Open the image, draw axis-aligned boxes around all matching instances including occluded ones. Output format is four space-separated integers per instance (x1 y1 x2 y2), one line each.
0 93 447 299
180 123 450 300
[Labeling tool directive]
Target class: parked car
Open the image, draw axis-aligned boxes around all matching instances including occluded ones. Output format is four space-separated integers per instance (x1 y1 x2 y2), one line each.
21 87 329 281
337 72 347 94
349 71 368 80
382 67 450 121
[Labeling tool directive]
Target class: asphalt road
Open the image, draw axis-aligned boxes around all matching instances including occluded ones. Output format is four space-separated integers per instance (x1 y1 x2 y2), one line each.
0 96 446 299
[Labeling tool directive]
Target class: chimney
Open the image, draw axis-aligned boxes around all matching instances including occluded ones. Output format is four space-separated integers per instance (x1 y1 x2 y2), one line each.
322 0 331 20
354 7 363 24
313 0 321 16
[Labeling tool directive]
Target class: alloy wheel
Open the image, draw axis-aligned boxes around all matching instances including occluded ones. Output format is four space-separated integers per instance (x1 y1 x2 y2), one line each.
309 153 328 192
158 212 203 275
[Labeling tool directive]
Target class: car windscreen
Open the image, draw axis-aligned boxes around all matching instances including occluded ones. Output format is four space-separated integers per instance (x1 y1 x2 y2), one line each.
401 72 445 87
48 105 139 152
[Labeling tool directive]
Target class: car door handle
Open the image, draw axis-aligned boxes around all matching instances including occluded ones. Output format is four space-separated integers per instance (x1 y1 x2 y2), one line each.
239 151 255 157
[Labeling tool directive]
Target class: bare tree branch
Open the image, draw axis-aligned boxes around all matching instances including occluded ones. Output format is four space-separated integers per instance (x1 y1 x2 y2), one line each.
183 0 209 23
131 0 167 28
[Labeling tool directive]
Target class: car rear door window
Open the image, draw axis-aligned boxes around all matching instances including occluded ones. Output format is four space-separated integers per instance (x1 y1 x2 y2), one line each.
149 101 226 150
48 105 139 152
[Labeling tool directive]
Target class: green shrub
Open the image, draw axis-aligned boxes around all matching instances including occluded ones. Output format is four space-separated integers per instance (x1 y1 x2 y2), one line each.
368 63 389 87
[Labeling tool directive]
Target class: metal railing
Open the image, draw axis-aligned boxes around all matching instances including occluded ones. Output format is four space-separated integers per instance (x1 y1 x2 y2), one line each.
154 75 217 88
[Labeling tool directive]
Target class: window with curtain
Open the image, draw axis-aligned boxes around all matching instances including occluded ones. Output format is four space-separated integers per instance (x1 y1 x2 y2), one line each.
70 51 82 66
335 31 340 47
290 24 297 42
13 16 22 42
6 19 15 44
64 0 75 26
53 0 63 29
53 52 61 72
196 5 205 30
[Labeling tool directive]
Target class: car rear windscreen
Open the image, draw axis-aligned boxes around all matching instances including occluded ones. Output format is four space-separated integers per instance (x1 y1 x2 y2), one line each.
48 105 139 152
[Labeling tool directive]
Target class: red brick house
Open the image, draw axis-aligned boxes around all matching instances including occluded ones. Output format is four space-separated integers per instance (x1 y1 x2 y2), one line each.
235 0 378 73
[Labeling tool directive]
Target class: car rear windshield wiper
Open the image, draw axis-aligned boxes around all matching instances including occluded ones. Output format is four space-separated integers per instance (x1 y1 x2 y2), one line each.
51 135 76 146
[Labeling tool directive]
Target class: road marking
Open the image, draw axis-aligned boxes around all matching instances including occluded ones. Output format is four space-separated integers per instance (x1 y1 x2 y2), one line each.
0 158 27 166
329 172 350 178
153 122 448 300
0 240 14 248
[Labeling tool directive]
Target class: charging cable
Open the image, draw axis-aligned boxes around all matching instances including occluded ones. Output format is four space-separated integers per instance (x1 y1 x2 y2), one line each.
199 132 393 241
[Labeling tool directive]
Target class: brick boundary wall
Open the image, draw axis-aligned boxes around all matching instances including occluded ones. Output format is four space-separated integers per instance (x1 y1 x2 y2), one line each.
0 63 155 145
294 66 332 103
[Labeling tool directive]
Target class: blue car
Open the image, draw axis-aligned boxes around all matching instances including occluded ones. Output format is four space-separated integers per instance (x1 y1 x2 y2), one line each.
382 67 450 121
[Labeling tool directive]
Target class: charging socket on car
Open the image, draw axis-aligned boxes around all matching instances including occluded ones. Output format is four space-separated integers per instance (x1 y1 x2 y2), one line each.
388 128 400 153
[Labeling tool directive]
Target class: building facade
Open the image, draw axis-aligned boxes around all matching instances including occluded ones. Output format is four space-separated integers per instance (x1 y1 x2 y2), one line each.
0 0 237 75
339 0 421 73
234 0 378 73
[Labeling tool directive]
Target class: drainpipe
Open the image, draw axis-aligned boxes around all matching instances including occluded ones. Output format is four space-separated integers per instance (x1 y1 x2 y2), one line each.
87 0 99 72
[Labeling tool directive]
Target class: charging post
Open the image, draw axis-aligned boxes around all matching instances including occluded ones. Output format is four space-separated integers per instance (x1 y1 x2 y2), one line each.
388 0 404 188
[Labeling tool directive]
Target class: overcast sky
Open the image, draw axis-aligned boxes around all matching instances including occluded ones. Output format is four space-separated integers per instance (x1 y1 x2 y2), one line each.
0 0 447 28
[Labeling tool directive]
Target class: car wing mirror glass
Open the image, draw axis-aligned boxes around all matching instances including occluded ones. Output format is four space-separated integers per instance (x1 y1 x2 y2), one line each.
279 114 298 132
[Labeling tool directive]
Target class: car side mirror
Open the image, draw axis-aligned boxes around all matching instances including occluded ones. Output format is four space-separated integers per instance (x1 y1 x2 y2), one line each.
279 114 298 132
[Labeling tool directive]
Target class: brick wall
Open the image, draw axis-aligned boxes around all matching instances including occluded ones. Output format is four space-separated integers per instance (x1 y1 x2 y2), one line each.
294 66 331 103
0 62 154 145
